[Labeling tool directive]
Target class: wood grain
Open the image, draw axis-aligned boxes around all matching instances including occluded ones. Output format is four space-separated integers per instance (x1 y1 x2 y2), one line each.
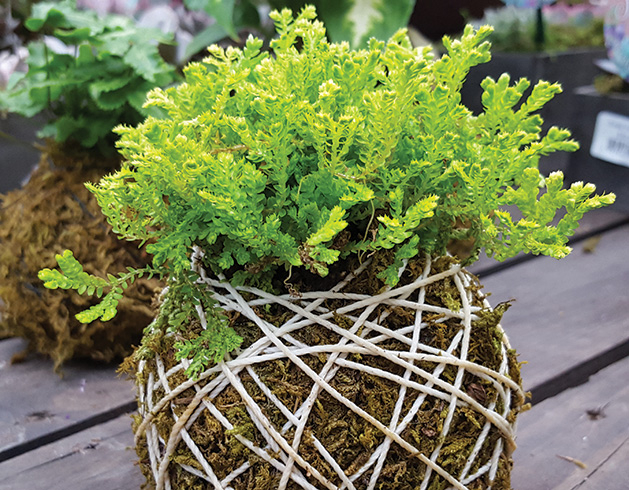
0 338 135 459
512 356 629 490
556 435 629 490
0 414 143 490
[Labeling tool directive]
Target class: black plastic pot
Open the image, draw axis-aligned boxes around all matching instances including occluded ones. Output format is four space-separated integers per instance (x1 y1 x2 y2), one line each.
566 85 629 212
0 114 42 193
462 49 606 126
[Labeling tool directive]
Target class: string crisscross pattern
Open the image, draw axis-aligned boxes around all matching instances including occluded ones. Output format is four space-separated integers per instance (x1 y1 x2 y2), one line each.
135 251 525 490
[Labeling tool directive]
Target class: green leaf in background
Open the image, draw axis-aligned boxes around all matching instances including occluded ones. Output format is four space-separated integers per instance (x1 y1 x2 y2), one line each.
268 0 415 47
184 23 229 59
185 0 237 39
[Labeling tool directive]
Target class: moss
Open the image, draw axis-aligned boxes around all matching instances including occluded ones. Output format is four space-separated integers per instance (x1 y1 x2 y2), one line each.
132 253 523 489
0 149 161 372
593 73 629 95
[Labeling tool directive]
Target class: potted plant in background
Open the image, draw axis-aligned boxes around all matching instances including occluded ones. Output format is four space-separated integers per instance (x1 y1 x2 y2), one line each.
1 0 42 193
0 0 176 370
567 0 629 211
461 0 608 172
480 0 605 52
39 7 614 488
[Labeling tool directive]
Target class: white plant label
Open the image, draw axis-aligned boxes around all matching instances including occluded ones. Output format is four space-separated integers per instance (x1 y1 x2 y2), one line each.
590 111 629 168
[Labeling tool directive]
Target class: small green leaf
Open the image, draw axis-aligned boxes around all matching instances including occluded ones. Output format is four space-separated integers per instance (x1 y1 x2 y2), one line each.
307 206 347 247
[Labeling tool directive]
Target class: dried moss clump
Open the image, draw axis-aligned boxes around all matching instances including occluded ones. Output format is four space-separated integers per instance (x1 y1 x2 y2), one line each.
128 254 525 490
0 149 161 371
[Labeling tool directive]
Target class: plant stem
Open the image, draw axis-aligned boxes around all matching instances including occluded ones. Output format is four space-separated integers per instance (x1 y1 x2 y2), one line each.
534 6 546 51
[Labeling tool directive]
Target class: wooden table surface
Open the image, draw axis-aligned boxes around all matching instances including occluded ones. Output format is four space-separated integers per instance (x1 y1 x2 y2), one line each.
1 206 628 490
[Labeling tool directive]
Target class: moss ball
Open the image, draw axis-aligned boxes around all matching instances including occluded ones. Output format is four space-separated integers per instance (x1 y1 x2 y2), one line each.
130 255 524 490
0 150 161 371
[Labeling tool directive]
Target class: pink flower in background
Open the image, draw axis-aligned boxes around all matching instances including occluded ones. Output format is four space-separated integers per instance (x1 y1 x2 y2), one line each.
0 47 27 90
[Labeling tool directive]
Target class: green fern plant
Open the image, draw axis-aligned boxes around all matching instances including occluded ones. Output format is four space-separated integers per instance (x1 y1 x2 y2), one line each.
0 0 177 153
39 249 157 323
39 7 614 375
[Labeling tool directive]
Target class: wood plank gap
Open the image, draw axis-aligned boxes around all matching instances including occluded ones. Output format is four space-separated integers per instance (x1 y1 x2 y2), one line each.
0 400 137 463
529 337 629 406
0 414 144 489
475 214 629 278
511 355 629 489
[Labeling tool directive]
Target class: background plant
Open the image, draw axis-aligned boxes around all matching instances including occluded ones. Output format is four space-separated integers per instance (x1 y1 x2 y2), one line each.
182 0 416 58
478 1 605 52
40 7 614 367
266 0 416 47
0 0 177 154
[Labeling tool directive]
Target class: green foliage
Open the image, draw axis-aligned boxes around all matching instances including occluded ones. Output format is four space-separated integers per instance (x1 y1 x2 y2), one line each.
174 320 243 379
0 0 177 153
182 0 262 59
136 269 243 377
95 10 613 284
38 249 156 322
41 9 614 365
182 0 415 57
267 0 416 48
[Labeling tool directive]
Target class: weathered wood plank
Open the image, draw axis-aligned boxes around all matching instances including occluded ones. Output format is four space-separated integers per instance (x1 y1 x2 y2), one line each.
556 435 629 490
0 414 143 490
479 223 629 394
512 356 629 490
0 338 135 460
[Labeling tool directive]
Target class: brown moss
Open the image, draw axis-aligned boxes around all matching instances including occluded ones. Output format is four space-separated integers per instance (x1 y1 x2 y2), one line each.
0 150 161 372
131 253 524 489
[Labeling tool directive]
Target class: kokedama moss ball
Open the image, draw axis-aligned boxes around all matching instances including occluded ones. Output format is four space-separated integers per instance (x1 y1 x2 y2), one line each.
0 148 161 371
129 254 525 490
34 8 613 490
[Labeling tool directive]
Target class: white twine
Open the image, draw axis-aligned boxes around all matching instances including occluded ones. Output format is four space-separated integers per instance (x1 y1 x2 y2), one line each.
136 249 525 490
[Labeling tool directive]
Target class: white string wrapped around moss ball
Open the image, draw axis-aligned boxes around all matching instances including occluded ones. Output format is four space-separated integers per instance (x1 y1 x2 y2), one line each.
134 248 525 490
